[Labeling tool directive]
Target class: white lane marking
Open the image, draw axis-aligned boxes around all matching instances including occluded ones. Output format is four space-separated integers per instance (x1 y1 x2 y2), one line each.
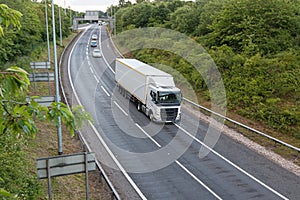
134 124 220 198
70 27 224 200
113 101 128 116
135 123 162 148
106 29 222 199
68 30 147 200
89 121 147 200
93 75 99 83
90 66 94 74
99 26 115 74
101 85 110 97
174 124 289 200
176 161 222 200
99 27 102 52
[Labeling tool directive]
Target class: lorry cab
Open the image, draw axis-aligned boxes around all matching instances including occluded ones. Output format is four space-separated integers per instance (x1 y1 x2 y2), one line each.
146 85 182 122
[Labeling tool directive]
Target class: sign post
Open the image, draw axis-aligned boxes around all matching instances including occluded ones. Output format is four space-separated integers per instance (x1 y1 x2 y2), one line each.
37 152 96 199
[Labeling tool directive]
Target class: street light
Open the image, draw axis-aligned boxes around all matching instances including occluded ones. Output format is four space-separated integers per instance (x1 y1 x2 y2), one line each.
59 1 62 46
44 0 50 62
51 0 63 155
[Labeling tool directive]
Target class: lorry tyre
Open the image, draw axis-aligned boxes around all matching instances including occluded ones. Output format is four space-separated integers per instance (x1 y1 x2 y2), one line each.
137 102 142 112
149 112 154 121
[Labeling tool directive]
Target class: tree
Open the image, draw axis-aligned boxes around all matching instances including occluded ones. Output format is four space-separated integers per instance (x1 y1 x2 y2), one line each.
0 4 22 37
0 3 91 198
169 4 200 35
204 0 300 55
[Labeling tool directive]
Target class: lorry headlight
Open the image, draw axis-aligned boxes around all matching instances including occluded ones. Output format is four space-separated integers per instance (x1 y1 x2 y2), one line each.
154 107 160 117
176 112 181 120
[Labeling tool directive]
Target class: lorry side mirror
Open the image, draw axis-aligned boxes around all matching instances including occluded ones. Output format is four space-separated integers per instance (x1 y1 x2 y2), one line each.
152 97 157 103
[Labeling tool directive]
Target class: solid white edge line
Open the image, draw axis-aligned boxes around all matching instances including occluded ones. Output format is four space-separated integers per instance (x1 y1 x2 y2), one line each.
135 123 162 148
174 124 289 200
101 85 110 96
134 121 221 198
107 28 225 198
88 120 147 200
99 26 116 74
68 28 147 200
175 161 222 200
113 101 128 116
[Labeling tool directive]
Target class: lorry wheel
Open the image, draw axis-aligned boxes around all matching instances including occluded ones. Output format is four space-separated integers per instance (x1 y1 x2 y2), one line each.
149 112 154 121
137 102 142 112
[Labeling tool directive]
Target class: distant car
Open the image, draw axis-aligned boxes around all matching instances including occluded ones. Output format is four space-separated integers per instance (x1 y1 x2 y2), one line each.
92 48 102 57
90 40 97 47
91 34 97 40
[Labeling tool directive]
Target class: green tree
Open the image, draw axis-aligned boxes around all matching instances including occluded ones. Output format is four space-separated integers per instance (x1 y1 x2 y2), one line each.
204 0 300 55
0 4 22 36
169 4 200 35
0 3 91 198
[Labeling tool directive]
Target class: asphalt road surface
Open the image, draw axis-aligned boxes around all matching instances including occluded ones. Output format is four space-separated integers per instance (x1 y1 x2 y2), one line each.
65 24 300 200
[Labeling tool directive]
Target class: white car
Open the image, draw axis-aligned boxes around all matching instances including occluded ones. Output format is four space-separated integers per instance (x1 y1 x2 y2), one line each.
91 34 97 40
92 48 102 57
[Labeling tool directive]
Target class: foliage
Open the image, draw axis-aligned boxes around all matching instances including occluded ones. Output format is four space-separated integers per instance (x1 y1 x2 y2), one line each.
0 0 74 68
114 0 300 137
0 66 92 198
0 2 88 198
0 3 22 37
203 0 300 55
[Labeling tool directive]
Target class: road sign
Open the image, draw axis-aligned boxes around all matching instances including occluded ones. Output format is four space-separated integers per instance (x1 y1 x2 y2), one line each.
26 96 55 107
37 152 96 179
30 61 51 69
37 152 96 200
29 72 54 82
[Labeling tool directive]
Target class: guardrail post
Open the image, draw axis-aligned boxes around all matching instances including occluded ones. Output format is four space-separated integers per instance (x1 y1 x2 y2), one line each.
99 171 102 184
75 130 80 140
111 190 115 200
83 143 87 152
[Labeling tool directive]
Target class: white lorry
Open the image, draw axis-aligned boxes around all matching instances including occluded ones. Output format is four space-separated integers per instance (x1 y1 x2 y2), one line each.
115 58 182 122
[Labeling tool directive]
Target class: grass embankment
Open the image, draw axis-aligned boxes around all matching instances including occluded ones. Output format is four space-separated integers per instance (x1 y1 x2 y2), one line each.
23 32 111 199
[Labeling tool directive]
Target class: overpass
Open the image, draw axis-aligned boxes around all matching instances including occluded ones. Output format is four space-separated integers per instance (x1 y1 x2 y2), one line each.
72 10 109 31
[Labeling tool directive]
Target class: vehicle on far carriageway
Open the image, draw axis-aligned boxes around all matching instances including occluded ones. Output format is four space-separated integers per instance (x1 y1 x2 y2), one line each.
92 48 102 57
90 40 97 47
115 58 182 123
91 34 97 40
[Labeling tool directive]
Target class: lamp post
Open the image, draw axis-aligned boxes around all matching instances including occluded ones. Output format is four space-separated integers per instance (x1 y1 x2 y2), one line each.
45 0 50 62
51 0 63 155
59 2 63 46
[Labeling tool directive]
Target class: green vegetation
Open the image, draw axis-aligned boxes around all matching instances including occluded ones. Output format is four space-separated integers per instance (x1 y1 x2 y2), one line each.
0 1 92 199
0 0 77 70
112 0 300 140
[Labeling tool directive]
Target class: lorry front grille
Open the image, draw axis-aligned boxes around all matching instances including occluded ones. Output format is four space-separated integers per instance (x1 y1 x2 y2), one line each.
161 108 178 121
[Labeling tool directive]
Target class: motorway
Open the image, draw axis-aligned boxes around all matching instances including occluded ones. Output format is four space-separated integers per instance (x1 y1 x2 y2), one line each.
64 24 300 199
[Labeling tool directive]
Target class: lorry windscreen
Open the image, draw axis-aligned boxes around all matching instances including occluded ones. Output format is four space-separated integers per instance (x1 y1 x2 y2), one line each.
157 91 181 105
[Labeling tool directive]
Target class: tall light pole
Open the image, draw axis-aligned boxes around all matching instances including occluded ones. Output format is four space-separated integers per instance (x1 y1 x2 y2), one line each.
51 0 63 155
45 0 50 62
59 3 63 46
114 7 116 37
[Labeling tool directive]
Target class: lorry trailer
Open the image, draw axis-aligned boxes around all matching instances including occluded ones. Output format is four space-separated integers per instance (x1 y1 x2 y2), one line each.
115 58 182 122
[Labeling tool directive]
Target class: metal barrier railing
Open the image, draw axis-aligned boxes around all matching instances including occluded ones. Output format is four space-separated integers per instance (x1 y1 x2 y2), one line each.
183 97 300 154
59 32 121 200
110 30 300 155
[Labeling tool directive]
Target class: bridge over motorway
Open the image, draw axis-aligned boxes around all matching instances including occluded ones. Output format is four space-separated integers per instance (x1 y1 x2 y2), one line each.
72 10 110 31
